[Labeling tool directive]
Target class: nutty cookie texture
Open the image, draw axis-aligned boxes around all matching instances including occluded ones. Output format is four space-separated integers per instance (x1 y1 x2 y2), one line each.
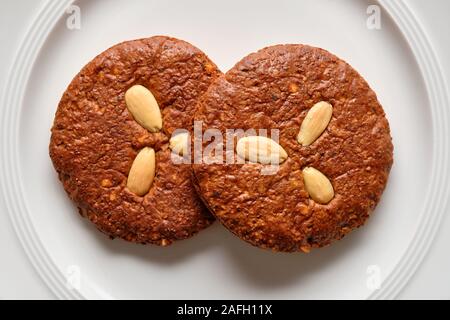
192 44 393 252
50 36 221 245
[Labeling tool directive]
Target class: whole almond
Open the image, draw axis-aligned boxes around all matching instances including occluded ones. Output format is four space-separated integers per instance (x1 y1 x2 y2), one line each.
169 132 189 156
236 136 288 165
302 167 334 204
297 101 333 146
125 85 162 133
127 147 156 196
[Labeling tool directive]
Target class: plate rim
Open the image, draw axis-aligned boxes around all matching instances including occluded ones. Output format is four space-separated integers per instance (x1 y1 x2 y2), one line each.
1 0 448 300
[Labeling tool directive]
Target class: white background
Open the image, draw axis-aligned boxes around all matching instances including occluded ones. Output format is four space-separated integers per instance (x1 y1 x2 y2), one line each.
0 0 449 299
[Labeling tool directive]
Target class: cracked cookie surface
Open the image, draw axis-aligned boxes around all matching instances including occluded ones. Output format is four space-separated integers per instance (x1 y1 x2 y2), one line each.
50 36 220 245
192 44 393 252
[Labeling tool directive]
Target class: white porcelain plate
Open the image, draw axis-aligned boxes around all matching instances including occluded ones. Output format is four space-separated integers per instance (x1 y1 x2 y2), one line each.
1 0 449 299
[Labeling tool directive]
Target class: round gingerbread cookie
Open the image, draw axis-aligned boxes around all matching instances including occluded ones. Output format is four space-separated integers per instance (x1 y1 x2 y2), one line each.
50 36 221 245
192 44 393 252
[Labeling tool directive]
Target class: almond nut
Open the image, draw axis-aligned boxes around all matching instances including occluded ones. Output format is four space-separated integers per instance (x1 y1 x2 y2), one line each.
127 147 156 196
302 167 334 204
169 132 189 156
297 101 333 146
236 136 288 165
125 85 162 133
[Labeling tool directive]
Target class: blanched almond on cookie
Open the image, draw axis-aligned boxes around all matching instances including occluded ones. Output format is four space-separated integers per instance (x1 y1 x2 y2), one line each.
236 136 288 165
127 147 156 196
125 85 162 133
297 101 333 146
169 132 189 156
302 167 334 204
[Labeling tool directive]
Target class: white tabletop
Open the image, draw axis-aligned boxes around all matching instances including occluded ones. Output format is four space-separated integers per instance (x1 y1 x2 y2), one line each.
0 0 449 299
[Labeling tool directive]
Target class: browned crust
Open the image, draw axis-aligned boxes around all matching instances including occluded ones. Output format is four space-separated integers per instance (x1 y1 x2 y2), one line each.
49 36 221 245
192 44 393 252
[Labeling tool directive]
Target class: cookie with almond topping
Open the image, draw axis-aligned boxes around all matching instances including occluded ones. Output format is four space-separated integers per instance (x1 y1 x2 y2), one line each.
192 44 393 252
50 36 220 245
